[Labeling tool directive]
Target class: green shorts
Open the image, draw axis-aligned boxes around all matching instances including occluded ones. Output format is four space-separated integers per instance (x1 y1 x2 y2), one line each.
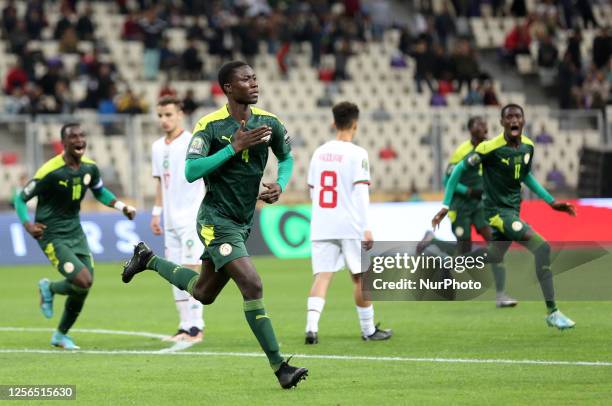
38 239 94 281
448 205 488 241
197 223 251 271
484 207 532 241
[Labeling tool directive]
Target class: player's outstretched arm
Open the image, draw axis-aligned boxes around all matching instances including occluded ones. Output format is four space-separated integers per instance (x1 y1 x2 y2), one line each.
91 186 136 220
13 192 46 239
443 166 475 197
523 172 576 216
432 161 467 229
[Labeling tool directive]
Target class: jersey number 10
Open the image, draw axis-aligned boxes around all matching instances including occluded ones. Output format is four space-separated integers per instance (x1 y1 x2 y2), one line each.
319 170 337 208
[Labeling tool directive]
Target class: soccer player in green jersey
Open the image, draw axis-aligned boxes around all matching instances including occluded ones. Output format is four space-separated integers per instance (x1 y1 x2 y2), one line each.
419 116 517 307
121 61 308 389
13 123 136 349
431 104 576 329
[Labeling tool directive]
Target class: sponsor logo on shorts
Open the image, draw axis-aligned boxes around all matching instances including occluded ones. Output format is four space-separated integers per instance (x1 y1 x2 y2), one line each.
524 153 530 164
83 173 91 185
511 221 523 232
63 262 75 273
219 243 232 256
455 226 464 237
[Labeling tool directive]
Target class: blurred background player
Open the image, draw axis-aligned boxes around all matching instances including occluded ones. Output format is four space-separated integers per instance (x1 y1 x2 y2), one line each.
305 101 392 344
13 123 136 349
432 104 576 329
122 61 308 389
419 116 518 308
151 96 205 343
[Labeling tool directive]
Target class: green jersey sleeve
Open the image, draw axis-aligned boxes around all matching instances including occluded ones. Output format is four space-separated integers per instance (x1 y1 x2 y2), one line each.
20 176 48 202
186 129 213 160
269 118 291 160
90 164 103 190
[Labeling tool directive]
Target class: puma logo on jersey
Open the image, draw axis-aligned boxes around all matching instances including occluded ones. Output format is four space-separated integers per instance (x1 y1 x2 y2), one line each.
221 135 233 143
58 180 68 187
500 158 510 166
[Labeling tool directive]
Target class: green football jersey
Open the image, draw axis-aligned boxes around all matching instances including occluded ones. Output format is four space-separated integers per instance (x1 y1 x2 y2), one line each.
20 154 102 250
446 139 483 211
466 133 534 211
187 105 292 227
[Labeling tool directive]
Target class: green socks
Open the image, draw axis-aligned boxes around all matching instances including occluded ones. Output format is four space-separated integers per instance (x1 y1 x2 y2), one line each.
525 236 557 313
244 299 283 371
147 256 199 294
491 263 506 294
58 286 89 334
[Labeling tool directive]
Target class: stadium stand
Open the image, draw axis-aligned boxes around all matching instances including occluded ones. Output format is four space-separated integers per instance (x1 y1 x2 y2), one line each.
0 0 610 205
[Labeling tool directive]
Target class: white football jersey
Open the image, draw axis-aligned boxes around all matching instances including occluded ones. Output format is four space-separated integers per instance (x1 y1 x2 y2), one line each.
152 131 205 230
308 140 370 240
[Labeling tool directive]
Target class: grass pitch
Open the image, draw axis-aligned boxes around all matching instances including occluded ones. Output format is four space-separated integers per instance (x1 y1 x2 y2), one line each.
1 255 612 405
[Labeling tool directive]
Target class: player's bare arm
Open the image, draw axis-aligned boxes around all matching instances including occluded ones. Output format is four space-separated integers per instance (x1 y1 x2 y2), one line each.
258 182 282 204
432 207 449 230
150 177 163 235
362 230 374 251
551 201 576 216
24 222 46 239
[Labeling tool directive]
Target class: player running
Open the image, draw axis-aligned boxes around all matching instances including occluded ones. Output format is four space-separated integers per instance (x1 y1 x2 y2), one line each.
13 123 136 349
305 101 392 344
419 116 517 307
151 96 206 343
122 61 308 389
431 104 576 329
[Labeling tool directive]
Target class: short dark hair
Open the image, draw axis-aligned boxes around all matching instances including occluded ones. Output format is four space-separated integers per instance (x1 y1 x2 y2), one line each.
501 103 524 118
332 101 359 130
60 123 80 140
218 61 249 94
467 116 483 129
157 95 183 110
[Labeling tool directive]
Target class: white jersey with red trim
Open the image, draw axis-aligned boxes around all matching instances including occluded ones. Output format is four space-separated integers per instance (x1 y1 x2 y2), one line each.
152 130 205 230
308 140 371 240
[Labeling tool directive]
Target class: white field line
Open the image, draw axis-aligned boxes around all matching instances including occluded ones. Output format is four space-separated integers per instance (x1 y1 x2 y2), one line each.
1 327 611 367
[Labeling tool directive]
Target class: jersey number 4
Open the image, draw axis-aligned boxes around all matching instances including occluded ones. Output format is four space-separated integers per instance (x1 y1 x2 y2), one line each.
319 170 337 208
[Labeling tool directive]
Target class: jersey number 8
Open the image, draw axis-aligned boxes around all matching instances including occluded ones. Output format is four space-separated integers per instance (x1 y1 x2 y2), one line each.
319 170 337 208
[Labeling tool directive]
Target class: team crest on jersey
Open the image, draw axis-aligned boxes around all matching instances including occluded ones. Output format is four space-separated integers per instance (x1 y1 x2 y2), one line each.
362 159 369 172
188 137 204 154
163 159 169 169
83 173 91 185
219 243 232 256
24 180 36 196
524 153 530 164
467 154 481 166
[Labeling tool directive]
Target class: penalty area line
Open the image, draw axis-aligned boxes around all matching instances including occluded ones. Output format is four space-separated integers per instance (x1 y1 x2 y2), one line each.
1 327 611 367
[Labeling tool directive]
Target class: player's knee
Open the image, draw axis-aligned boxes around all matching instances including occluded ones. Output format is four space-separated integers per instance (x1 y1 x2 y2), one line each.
192 288 215 305
73 271 93 289
535 241 551 258
244 279 263 300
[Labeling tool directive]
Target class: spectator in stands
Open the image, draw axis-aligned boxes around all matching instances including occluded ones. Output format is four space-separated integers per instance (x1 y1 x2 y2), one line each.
2 0 18 37
366 0 391 41
25 7 45 40
39 59 66 96
372 102 391 121
122 10 142 41
140 6 167 80
4 61 28 95
546 164 567 190
434 2 456 49
592 27 611 70
3 86 28 114
430 84 448 107
567 29 583 70
76 4 95 41
379 142 398 160
463 80 484 105
8 20 29 56
158 80 176 98
186 16 205 41
51 80 76 114
482 80 500 106
334 38 353 81
535 125 554 144
182 89 199 117
451 38 479 92
583 69 609 110
235 16 260 68
559 0 574 29
54 6 73 40
117 88 149 114
575 0 599 29
503 20 531 65
410 36 435 93
557 51 581 108
510 0 527 17
537 34 558 87
59 26 79 53
181 38 203 80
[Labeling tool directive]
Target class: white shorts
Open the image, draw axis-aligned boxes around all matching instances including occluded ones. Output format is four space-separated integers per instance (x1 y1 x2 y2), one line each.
165 225 205 265
311 239 362 275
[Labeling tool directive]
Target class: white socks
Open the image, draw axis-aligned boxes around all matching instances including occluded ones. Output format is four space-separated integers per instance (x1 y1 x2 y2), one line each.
306 296 325 333
357 305 375 337
173 286 204 331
